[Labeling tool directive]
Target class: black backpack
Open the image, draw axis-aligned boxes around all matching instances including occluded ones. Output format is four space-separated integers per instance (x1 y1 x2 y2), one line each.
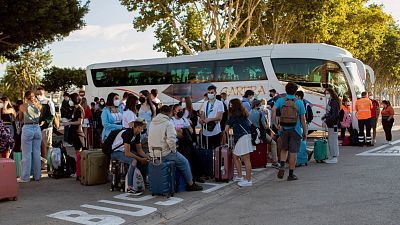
304 101 314 123
101 129 124 156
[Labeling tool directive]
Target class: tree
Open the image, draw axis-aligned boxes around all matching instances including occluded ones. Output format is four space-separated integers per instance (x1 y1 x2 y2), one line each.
0 49 51 101
41 67 87 92
0 0 89 58
120 0 269 56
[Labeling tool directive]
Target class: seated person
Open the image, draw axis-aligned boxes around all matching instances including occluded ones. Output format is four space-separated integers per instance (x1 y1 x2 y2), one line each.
111 119 150 195
148 105 203 191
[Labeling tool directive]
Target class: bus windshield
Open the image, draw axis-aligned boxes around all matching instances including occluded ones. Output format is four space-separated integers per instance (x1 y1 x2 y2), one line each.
344 62 365 98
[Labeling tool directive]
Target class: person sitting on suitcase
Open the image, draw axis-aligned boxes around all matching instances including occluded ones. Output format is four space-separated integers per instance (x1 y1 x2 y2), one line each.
272 82 307 181
171 104 204 183
110 118 149 195
148 105 203 191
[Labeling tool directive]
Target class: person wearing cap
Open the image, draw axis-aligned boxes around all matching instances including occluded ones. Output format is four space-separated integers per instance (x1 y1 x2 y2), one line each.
249 100 279 168
110 119 149 195
242 90 255 112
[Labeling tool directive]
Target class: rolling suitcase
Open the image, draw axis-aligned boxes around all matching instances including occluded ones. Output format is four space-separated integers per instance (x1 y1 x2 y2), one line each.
13 151 22 177
250 142 268 168
80 149 109 186
0 158 18 201
148 148 176 197
314 136 329 163
195 131 213 179
214 143 234 182
342 136 351 146
296 140 308 166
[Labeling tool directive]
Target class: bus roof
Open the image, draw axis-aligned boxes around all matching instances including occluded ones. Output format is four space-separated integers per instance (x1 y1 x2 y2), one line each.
87 43 353 70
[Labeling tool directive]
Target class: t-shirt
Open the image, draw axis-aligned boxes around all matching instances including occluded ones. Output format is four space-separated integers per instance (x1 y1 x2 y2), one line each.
170 117 190 130
274 94 306 137
122 109 137 129
249 109 267 129
242 97 251 112
112 128 141 152
201 99 225 136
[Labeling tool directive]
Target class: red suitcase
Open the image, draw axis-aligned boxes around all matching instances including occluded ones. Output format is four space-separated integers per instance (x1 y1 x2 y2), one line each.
0 158 18 201
251 143 268 168
214 145 234 182
342 136 350 146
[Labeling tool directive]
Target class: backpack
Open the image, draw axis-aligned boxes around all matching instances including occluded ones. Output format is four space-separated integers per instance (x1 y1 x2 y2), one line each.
40 100 54 130
280 98 298 127
305 102 314 123
340 111 352 128
47 143 76 179
0 120 14 152
101 129 124 156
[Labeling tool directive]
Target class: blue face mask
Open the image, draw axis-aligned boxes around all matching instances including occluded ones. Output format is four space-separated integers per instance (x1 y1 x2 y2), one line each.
207 93 215 100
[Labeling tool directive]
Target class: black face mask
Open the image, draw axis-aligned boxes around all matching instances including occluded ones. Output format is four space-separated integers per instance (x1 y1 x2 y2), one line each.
139 97 146 104
177 111 184 118
269 93 274 98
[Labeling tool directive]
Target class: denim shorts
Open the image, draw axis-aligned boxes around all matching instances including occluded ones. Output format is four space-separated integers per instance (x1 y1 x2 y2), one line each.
370 118 377 128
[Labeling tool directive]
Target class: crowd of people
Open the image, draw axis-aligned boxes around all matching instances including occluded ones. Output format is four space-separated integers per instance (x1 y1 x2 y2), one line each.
0 84 396 191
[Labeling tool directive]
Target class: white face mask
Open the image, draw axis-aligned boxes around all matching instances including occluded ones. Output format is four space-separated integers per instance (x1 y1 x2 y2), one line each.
249 97 255 102
207 93 215 100
369 96 374 99
346 102 351 106
325 94 331 99
181 103 186 108
114 99 120 107
64 97 70 101
0 103 3 109
69 100 74 107
37 95 43 101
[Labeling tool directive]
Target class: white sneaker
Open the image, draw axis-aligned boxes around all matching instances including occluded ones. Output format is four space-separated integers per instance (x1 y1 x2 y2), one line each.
325 157 338 164
17 178 29 183
238 180 253 187
388 141 393 145
233 176 244 182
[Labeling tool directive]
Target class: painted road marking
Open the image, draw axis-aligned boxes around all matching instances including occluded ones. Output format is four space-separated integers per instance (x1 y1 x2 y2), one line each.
113 193 155 202
154 197 183 206
47 210 125 225
357 139 400 156
202 182 232 193
81 202 157 217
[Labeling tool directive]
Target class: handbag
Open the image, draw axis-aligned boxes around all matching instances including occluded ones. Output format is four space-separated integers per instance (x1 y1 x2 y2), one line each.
206 121 216 132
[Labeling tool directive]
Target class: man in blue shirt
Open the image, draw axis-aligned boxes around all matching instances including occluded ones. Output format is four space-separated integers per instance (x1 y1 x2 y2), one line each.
272 82 307 181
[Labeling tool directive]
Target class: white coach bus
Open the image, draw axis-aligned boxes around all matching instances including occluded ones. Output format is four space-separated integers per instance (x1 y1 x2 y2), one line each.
86 43 374 131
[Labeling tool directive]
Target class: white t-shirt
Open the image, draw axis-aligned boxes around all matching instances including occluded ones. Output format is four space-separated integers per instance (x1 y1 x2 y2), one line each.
122 109 137 129
201 99 225 136
171 117 190 130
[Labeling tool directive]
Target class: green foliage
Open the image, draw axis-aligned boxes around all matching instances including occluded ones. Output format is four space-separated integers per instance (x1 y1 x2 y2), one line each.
0 0 89 59
42 67 87 93
0 49 52 101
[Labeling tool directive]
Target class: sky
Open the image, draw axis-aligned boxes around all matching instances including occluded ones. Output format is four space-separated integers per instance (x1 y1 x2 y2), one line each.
1 0 400 72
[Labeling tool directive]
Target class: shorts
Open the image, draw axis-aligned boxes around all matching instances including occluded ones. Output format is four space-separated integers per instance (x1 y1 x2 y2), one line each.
278 129 301 153
370 118 377 128
41 128 53 148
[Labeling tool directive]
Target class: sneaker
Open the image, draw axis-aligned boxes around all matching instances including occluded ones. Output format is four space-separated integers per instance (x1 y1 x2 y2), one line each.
127 189 143 196
388 141 393 145
287 174 298 181
238 180 252 187
325 157 338 164
195 177 206 183
271 163 280 169
233 176 244 182
277 168 285 179
186 183 203 192
17 178 29 183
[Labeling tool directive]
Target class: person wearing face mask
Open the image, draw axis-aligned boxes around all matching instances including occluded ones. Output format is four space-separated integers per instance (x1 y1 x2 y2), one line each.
267 89 280 108
61 92 73 146
339 97 353 140
61 93 85 180
242 90 255 113
1 96 16 139
199 85 225 150
321 88 340 164
368 92 380 145
101 93 123 142
36 87 55 169
355 92 373 146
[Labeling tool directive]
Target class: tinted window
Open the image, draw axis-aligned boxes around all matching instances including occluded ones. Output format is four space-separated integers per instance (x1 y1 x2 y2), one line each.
215 58 267 81
271 58 350 96
169 61 215 84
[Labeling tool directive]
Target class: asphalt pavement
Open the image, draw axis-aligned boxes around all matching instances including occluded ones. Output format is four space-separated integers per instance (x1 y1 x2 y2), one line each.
1 114 399 225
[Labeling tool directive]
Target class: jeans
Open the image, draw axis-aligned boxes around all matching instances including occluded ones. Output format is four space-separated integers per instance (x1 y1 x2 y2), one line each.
358 118 372 144
21 125 42 181
111 151 136 187
382 118 394 141
164 151 193 184
328 127 339 158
